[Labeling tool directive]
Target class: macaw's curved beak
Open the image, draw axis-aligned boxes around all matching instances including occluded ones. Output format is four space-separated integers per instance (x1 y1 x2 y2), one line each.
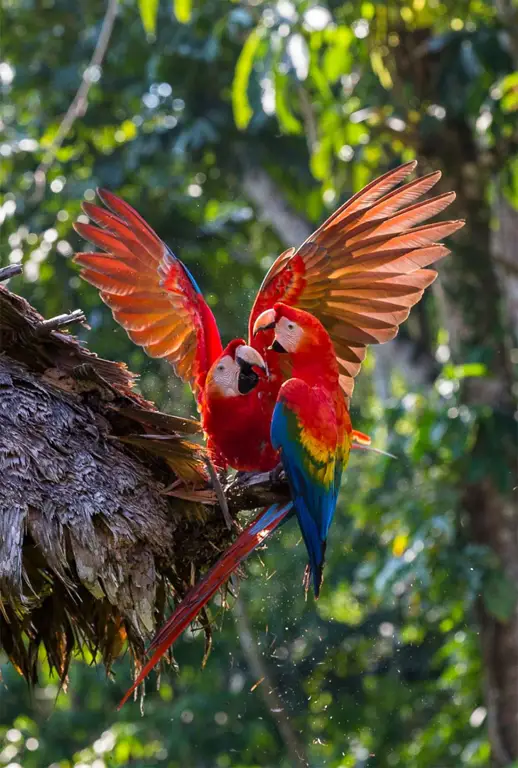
253 308 276 336
235 345 268 374
235 345 268 395
270 339 287 354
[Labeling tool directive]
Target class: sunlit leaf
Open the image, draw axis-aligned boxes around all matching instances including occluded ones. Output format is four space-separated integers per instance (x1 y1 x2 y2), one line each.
444 363 488 379
392 533 408 557
173 0 192 24
323 26 352 83
138 0 159 34
232 28 262 130
274 72 303 135
310 138 332 180
370 48 393 90
502 94 518 114
317 581 365 625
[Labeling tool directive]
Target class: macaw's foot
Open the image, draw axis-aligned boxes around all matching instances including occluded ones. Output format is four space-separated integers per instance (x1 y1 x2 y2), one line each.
269 462 286 486
203 457 232 530
217 467 228 486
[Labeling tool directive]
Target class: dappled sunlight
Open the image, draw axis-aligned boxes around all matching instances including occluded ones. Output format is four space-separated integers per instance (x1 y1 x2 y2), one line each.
1 0 517 766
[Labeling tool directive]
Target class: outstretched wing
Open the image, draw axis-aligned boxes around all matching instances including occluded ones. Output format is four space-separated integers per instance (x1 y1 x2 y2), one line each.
249 162 464 398
271 379 340 597
74 190 223 397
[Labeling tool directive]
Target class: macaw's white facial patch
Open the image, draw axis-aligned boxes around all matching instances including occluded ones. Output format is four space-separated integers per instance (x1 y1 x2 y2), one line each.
208 345 266 398
209 354 240 397
274 316 304 353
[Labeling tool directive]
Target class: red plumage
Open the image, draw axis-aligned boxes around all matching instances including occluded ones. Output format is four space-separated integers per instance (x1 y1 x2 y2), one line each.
74 162 462 473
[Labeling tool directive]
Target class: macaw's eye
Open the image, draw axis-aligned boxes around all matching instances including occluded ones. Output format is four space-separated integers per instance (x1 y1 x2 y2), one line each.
287 323 295 331
217 364 225 372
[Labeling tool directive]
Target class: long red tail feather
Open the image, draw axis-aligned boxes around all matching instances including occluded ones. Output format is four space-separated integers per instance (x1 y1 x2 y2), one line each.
118 501 293 709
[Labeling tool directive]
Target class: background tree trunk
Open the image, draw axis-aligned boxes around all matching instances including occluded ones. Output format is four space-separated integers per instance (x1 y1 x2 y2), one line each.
438 173 518 767
387 23 518 764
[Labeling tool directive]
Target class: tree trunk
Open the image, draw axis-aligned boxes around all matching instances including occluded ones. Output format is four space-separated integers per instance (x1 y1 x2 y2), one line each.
491 190 518 340
441 176 518 766
386 22 518 762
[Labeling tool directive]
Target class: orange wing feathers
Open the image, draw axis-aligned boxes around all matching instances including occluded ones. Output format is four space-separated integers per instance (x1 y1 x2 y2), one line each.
74 192 222 396
249 162 464 399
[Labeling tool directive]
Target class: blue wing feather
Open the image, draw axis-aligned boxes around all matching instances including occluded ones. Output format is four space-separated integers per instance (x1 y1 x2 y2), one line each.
271 385 338 597
162 247 204 295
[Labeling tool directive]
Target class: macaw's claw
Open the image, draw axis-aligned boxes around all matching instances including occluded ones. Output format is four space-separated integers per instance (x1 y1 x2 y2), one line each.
203 457 232 529
269 463 286 486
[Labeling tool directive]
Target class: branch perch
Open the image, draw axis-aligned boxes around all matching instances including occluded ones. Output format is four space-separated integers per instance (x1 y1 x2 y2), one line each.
0 264 22 282
36 309 87 334
0 281 290 684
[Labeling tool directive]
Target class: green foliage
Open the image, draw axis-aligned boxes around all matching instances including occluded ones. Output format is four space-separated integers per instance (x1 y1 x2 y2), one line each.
173 0 192 24
139 0 160 34
233 28 263 130
138 0 192 34
1 0 516 765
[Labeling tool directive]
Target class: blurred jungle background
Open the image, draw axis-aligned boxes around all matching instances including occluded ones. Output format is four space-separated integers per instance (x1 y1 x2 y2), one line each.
1 0 517 766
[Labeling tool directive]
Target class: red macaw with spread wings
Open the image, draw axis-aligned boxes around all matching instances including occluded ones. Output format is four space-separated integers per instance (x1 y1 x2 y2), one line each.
74 161 462 473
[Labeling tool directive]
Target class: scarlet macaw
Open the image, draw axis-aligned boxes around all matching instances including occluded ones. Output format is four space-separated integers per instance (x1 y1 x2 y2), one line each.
253 303 352 598
115 297 405 707
74 161 463 474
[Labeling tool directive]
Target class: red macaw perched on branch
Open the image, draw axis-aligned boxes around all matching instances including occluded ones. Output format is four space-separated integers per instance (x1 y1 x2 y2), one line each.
74 161 463 474
253 303 352 598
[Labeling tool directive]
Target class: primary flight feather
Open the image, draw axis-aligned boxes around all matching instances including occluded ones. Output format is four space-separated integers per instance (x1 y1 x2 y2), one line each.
74 161 463 473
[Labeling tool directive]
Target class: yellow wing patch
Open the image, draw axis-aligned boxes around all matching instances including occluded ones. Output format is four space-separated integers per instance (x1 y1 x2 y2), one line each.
298 428 336 488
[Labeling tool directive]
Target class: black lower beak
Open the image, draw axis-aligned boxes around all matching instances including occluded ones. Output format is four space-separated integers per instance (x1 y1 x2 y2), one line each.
270 340 287 354
237 362 260 395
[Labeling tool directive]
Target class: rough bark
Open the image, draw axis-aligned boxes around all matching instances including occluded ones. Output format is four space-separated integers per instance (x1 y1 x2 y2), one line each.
0 278 288 685
491 190 518 340
388 24 518 765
